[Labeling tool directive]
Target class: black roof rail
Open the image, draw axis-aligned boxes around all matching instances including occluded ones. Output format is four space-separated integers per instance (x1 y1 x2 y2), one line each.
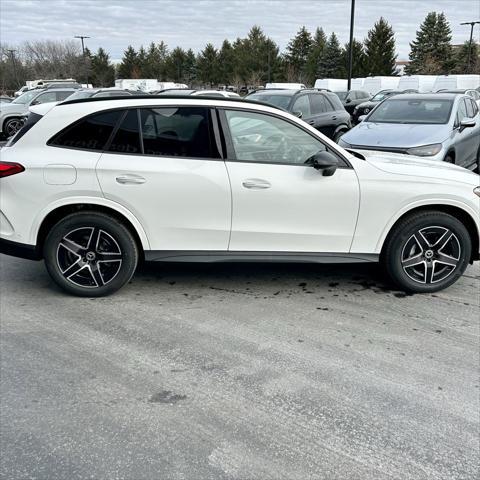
58 94 285 110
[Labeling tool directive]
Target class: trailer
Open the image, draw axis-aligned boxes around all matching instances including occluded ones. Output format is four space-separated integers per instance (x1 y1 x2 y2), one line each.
397 75 437 92
363 76 400 95
314 78 347 91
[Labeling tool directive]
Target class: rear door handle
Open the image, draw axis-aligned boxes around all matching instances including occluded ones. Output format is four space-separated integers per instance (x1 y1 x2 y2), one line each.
242 179 271 189
115 174 146 185
307 120 315 125
331 116 337 120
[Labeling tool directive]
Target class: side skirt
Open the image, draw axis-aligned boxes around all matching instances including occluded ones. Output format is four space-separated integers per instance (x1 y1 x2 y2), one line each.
144 251 379 264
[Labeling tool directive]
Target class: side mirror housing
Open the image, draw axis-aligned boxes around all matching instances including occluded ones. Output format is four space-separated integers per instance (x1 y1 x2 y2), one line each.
345 98 352 104
306 151 339 176
358 115 366 122
292 111 303 119
460 118 475 131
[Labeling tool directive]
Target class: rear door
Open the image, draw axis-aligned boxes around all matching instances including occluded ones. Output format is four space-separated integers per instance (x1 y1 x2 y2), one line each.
308 93 336 138
96 106 231 251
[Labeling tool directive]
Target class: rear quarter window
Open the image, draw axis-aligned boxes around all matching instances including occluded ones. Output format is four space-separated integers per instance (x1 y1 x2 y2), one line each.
49 110 124 151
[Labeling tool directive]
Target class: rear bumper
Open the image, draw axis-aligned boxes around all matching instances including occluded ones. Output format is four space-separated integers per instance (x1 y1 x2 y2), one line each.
0 237 41 260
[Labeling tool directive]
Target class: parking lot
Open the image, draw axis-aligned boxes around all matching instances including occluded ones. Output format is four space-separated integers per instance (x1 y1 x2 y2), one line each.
1 254 478 480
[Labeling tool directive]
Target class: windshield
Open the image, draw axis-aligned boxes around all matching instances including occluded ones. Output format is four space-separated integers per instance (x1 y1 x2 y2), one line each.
65 90 94 100
246 93 292 110
367 98 453 124
371 91 395 102
335 91 348 101
12 90 39 105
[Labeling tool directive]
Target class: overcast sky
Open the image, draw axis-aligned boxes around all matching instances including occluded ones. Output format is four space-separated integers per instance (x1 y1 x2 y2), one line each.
1 0 478 61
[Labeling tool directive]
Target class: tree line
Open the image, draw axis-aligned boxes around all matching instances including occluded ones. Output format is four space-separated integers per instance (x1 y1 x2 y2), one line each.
0 11 478 93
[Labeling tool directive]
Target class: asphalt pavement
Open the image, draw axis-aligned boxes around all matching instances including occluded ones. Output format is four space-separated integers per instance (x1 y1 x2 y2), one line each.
1 254 479 480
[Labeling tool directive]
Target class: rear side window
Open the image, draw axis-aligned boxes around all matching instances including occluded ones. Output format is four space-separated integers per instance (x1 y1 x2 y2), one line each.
56 91 74 101
326 93 343 111
309 94 327 114
291 95 311 118
465 98 475 118
49 110 124 151
108 110 141 154
140 107 219 159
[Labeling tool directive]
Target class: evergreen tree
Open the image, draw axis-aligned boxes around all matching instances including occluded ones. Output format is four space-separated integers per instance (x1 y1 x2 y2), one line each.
405 12 454 74
137 46 147 77
364 18 397 76
218 39 235 85
196 43 219 86
183 48 197 85
306 27 327 85
317 33 345 78
285 26 313 83
90 47 115 87
165 47 187 83
342 39 366 78
117 45 138 78
453 41 480 74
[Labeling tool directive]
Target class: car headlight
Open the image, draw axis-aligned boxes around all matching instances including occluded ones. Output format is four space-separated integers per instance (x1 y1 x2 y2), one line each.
337 138 351 148
406 143 443 157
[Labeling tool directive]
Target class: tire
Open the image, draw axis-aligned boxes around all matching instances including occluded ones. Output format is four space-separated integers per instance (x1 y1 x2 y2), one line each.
444 153 455 164
44 212 139 296
382 211 471 293
474 146 480 174
3 117 23 137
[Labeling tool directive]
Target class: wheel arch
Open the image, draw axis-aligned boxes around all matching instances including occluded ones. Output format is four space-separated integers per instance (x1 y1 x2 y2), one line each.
35 201 149 259
380 204 479 263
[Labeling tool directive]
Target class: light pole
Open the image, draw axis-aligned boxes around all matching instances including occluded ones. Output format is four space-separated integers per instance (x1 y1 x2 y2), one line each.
7 49 20 88
347 0 356 90
460 21 480 71
74 35 91 86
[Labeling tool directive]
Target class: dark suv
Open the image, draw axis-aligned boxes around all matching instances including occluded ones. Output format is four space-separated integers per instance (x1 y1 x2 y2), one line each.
246 89 351 141
333 90 371 115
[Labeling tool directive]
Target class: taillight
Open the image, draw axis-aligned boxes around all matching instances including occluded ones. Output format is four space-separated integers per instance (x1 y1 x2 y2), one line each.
0 162 25 178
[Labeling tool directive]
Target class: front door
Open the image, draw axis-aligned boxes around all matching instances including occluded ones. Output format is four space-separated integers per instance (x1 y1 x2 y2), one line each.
221 109 360 253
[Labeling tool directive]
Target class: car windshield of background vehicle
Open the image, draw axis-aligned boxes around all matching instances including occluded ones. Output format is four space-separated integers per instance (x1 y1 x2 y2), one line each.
225 109 327 165
246 93 292 110
12 90 39 105
367 99 453 124
335 91 348 101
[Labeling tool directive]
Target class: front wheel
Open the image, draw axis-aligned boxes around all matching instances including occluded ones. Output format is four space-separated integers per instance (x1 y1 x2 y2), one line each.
333 130 346 143
44 212 139 296
382 211 471 293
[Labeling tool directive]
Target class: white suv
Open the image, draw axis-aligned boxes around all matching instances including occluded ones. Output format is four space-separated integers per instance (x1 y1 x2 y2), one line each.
1 95 479 296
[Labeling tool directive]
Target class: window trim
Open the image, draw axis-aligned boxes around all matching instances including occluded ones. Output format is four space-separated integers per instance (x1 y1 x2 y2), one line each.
217 106 352 169
47 105 223 161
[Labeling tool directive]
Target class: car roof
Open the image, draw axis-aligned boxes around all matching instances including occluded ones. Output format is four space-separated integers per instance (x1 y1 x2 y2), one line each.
384 93 460 100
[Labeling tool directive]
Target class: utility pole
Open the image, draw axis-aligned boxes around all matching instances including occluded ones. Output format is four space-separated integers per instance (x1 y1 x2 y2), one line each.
347 0 356 90
267 49 271 83
74 35 91 86
7 49 20 89
460 21 480 71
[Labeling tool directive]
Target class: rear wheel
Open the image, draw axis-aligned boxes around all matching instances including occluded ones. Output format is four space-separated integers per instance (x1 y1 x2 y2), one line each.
333 130 346 143
44 212 139 296
382 211 471 293
444 153 455 164
3 117 23 137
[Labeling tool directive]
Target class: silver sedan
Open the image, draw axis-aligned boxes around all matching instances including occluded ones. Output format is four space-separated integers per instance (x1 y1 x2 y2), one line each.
338 93 480 171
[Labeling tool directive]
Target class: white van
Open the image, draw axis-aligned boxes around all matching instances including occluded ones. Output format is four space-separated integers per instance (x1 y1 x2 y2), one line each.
350 78 365 89
398 75 437 92
433 75 480 92
265 83 306 90
363 76 400 95
115 79 160 92
314 78 347 91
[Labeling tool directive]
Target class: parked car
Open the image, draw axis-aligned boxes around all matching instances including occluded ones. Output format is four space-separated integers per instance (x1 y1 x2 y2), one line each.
0 96 13 104
0 88 76 137
153 88 196 95
339 93 480 171
438 89 480 108
352 89 415 124
65 88 136 100
246 88 351 141
333 90 371 115
192 90 241 98
1 95 479 296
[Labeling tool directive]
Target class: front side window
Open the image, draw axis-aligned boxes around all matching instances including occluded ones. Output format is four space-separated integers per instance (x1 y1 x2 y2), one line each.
56 91 74 102
225 110 330 165
140 107 218 159
12 90 39 105
456 99 468 123
310 94 327 114
50 110 124 151
292 95 311 118
32 92 57 105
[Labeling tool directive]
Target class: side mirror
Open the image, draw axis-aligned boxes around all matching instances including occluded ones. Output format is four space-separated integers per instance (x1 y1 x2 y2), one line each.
293 111 303 118
358 115 366 122
306 151 339 176
345 98 352 104
460 118 475 131
30 99 40 106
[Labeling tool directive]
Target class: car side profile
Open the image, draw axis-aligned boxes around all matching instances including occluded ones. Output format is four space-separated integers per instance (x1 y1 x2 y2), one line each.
339 94 480 171
333 90 371 115
0 88 76 137
245 88 351 141
0 95 479 296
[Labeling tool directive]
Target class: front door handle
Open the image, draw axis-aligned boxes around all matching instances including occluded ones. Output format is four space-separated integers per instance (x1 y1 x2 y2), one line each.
331 115 337 120
242 179 271 189
308 120 315 125
116 174 146 185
